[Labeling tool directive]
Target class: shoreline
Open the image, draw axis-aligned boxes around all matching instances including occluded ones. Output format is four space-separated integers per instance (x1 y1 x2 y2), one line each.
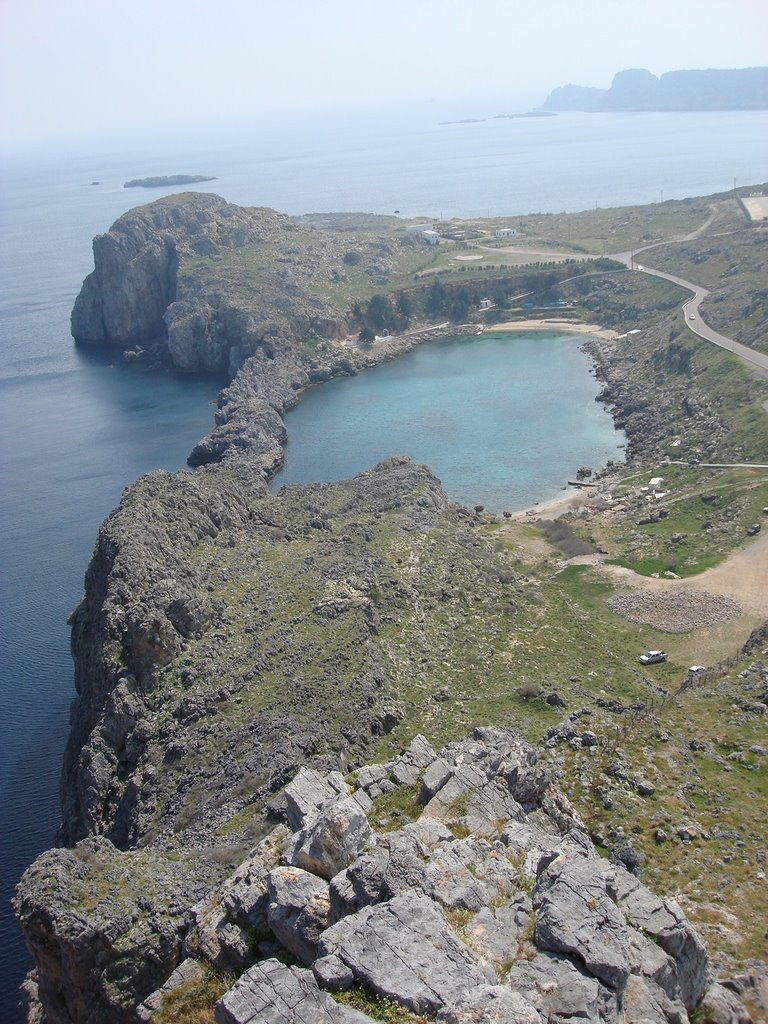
506 485 594 521
308 317 626 520
488 318 620 340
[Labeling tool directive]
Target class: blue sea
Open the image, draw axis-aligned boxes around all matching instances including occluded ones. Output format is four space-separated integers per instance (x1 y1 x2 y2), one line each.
1 107 766 1017
274 331 621 509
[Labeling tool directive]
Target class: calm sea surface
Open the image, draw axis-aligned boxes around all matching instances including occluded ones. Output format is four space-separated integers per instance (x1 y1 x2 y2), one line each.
274 332 621 509
1 107 766 1016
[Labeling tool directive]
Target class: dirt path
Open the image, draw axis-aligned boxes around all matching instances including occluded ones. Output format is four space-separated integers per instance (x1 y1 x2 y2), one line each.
581 529 768 663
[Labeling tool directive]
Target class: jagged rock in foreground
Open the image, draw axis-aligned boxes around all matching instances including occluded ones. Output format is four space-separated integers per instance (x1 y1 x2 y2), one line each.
202 728 741 1023
18 727 747 1023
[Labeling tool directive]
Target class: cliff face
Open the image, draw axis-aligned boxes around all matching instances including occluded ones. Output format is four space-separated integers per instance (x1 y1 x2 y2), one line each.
70 194 342 373
57 455 488 849
70 193 418 377
540 66 768 111
15 455 528 1022
17 727 739 1024
71 194 265 352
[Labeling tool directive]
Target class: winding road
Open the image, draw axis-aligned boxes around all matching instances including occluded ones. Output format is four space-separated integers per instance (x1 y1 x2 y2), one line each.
611 213 768 373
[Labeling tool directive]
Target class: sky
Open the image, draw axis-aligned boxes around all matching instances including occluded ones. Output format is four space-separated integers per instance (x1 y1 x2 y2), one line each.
1 0 766 144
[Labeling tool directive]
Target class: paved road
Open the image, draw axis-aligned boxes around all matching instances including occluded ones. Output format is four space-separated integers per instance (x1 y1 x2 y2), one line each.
610 216 768 374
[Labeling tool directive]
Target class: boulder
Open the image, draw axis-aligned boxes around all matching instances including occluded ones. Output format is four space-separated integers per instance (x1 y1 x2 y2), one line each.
312 954 355 992
284 768 349 832
215 958 375 1024
463 778 526 836
422 762 487 820
507 952 613 1023
436 985 542 1023
696 982 753 1024
388 734 438 787
420 756 452 800
605 862 710 1008
292 793 373 880
463 898 531 963
266 867 330 965
622 974 688 1024
187 899 254 972
318 893 495 1014
535 854 632 991
424 837 518 911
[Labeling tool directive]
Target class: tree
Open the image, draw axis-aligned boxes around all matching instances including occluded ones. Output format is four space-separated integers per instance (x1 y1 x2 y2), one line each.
366 294 392 332
395 292 413 330
358 325 375 346
426 279 448 318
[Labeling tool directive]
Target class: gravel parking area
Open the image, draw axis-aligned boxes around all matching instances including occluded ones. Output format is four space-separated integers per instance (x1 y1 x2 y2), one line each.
607 588 742 632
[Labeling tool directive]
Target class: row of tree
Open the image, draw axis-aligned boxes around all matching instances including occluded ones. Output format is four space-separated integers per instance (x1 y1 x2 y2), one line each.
350 260 622 340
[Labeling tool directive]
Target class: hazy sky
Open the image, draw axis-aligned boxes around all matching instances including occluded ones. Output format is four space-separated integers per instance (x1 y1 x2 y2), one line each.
1 0 766 143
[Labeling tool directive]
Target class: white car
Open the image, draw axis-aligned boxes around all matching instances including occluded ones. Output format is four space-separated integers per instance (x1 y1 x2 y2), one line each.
639 650 667 665
689 313 695 320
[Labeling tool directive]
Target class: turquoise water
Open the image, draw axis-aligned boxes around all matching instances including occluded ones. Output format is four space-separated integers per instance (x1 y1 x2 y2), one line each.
275 332 621 509
0 107 766 1016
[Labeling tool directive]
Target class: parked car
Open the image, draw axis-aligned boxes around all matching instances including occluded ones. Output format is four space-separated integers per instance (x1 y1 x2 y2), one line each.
640 650 667 665
747 523 761 536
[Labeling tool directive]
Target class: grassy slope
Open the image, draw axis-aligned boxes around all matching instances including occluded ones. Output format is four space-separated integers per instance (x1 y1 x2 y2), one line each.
185 187 767 971
103 187 768 981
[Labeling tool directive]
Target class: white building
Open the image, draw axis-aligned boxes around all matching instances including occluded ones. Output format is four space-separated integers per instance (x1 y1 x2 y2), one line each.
421 230 440 245
495 227 521 238
406 223 435 234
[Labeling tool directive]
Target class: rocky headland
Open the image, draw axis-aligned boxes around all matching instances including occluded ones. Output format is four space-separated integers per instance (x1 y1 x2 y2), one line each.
19 723 752 1024
540 67 768 112
16 192 768 1021
124 176 217 188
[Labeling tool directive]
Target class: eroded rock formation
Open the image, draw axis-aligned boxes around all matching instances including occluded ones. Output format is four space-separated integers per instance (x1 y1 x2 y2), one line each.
17 728 737 1022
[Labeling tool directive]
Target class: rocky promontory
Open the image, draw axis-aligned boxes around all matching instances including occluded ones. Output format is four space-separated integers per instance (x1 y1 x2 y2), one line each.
124 175 217 188
541 67 768 111
19 726 745 1024
16 190 768 1021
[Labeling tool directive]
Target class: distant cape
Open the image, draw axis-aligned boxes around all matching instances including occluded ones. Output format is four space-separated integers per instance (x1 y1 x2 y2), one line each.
540 67 768 112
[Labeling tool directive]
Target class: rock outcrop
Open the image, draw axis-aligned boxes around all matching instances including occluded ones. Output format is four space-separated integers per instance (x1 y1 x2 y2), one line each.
17 728 734 1023
58 454 472 849
71 194 349 374
541 66 768 111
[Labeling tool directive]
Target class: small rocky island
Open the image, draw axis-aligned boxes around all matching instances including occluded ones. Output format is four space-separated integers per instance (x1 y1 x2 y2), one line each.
124 174 216 188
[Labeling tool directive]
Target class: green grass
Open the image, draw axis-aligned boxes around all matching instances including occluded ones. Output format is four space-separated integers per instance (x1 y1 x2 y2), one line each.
594 463 768 577
335 988 429 1024
153 967 233 1024
369 785 422 832
561 655 768 964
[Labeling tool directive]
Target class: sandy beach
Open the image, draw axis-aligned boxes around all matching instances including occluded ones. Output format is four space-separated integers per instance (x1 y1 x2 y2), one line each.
489 318 620 340
506 485 597 521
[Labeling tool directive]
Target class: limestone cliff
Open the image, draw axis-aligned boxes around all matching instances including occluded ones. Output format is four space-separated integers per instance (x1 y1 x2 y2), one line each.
18 727 749 1023
71 194 264 355
18 192 768 1022
70 193 416 378
71 194 333 374
540 66 768 111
